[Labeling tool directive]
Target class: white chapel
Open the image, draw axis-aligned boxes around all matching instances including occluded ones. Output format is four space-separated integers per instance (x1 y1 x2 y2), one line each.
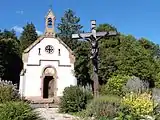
19 9 77 102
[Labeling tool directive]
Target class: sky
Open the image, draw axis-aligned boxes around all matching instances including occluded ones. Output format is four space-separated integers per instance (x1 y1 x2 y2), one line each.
0 0 160 44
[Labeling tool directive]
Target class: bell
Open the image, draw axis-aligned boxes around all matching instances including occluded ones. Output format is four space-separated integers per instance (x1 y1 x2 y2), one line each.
48 18 52 26
48 22 52 26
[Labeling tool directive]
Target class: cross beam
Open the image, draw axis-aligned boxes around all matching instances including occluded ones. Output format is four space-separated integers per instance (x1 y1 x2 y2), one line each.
72 31 117 39
72 20 118 97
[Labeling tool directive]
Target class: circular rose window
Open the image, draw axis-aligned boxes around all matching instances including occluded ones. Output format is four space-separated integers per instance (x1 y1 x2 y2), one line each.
45 45 54 54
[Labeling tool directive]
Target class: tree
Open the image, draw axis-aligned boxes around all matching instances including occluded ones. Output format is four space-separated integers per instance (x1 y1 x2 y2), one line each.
0 30 19 77
138 38 160 58
0 29 18 40
57 9 83 50
115 35 158 86
97 23 117 32
98 29 158 86
74 23 120 88
98 24 120 84
73 22 160 89
20 23 38 52
0 30 23 84
74 41 92 88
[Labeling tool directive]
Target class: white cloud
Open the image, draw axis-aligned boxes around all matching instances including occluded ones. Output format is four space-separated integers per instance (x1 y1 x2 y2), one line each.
12 26 23 33
11 26 43 35
16 10 24 15
36 30 43 35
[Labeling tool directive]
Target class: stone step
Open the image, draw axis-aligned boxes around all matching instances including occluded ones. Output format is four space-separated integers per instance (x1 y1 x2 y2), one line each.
25 97 60 104
30 103 59 109
30 98 54 104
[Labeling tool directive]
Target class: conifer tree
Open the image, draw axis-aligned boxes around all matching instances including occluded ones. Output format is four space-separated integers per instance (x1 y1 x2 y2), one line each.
57 9 83 50
0 30 22 84
20 23 38 52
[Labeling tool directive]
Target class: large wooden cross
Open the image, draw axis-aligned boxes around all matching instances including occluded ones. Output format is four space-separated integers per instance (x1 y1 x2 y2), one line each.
72 20 117 97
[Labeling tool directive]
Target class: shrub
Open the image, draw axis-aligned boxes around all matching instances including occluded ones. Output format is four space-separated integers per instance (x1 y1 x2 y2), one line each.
124 76 149 93
119 92 158 119
59 85 93 113
0 101 41 120
100 75 131 96
99 85 107 95
85 95 120 119
152 88 160 103
0 80 20 103
155 72 160 88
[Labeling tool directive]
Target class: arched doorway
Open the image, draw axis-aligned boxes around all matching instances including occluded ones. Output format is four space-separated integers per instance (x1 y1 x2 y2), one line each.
42 67 57 99
43 76 54 98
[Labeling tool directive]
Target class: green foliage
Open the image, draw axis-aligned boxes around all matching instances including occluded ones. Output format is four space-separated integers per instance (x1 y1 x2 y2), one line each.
116 35 157 82
138 37 159 57
155 72 160 88
0 101 41 120
65 22 160 91
98 24 119 82
0 80 20 103
57 9 83 50
117 92 157 119
100 75 131 96
0 29 18 40
74 23 118 88
20 23 38 52
0 30 22 83
59 85 93 113
85 95 120 119
125 76 149 93
97 23 117 32
98 33 159 85
74 41 92 87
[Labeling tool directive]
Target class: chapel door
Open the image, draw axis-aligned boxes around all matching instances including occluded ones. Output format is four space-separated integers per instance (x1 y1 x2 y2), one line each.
48 78 54 98
43 76 54 98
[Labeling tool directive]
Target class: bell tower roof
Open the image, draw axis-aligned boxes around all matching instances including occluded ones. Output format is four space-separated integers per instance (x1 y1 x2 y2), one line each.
44 9 56 37
45 8 55 18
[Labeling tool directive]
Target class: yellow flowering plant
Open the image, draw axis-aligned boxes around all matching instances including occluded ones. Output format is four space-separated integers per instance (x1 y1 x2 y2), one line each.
121 92 158 117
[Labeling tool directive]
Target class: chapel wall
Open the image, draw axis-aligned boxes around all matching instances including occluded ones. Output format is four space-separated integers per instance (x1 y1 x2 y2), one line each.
27 37 72 66
23 60 76 97
24 66 42 97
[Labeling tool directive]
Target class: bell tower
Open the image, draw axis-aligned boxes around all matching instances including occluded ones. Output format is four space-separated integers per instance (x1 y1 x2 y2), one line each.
45 9 56 37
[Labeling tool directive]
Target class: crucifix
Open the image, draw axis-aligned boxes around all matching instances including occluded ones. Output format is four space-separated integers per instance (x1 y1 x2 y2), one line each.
72 20 118 97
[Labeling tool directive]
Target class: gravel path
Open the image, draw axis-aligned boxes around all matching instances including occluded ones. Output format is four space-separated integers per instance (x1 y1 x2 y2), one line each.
34 108 80 120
